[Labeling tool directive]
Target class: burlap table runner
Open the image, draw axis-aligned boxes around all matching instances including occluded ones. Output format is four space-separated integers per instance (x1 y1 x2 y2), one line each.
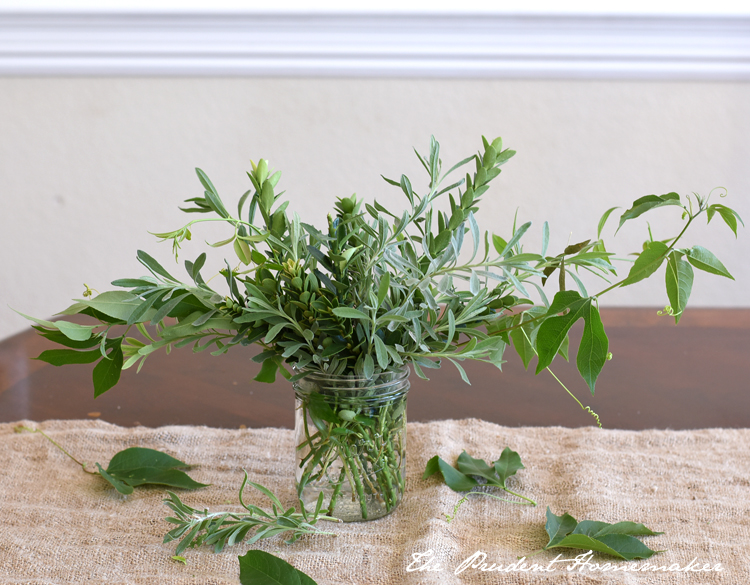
1 419 747 584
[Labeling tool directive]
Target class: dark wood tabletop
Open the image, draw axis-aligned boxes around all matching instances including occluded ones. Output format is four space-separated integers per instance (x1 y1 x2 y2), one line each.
1 308 748 430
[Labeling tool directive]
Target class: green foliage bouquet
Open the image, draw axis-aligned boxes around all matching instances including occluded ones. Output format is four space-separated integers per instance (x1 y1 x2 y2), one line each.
20 135 741 520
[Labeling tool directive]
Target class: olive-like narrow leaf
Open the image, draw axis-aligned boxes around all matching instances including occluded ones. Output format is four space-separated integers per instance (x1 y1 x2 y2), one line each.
597 206 619 239
332 307 370 320
137 250 180 283
377 273 390 308
373 335 389 370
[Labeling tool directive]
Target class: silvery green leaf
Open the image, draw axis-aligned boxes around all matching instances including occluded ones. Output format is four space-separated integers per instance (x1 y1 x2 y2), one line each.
467 211 480 262
469 270 480 295
437 275 453 294
498 221 532 257
541 221 550 256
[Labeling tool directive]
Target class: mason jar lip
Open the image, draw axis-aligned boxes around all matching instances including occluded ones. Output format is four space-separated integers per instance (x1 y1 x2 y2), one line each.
292 364 410 390
293 364 411 384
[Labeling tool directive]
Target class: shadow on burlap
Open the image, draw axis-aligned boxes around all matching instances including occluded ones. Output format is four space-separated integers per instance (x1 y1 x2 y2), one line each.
1 419 748 584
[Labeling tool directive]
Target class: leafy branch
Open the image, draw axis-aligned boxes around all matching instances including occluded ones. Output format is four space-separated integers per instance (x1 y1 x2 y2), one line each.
163 471 339 556
19 135 742 422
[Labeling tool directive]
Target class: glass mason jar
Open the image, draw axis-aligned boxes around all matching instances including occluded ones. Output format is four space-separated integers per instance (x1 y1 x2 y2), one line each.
293 366 410 522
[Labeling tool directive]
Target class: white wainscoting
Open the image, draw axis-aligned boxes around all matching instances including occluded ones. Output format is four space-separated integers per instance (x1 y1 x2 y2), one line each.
1 10 749 78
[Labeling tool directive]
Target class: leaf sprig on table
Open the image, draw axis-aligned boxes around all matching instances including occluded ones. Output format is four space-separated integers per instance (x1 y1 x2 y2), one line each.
535 507 664 560
423 448 537 518
163 471 339 556
15 426 208 494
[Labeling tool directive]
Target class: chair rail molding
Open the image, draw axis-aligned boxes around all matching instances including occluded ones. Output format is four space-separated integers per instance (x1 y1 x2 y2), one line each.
1 10 749 79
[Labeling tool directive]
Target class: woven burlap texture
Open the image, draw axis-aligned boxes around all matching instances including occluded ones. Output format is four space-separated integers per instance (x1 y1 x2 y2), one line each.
1 419 747 584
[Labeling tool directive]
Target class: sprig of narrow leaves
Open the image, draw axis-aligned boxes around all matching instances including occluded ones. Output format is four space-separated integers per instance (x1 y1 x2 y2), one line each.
239 550 318 585
163 471 339 556
423 448 537 512
14 426 208 494
534 507 664 560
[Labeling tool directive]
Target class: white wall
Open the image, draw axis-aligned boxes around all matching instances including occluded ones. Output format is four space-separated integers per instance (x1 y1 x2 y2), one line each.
1 77 748 340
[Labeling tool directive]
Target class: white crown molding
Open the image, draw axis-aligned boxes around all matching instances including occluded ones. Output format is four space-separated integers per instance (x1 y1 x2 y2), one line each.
1 11 749 79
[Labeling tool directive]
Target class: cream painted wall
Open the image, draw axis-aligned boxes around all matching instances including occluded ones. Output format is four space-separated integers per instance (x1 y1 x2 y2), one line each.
1 78 748 340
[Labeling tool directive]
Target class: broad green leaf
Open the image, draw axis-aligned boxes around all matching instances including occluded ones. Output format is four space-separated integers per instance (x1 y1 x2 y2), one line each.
75 291 143 322
99 447 208 493
33 328 101 349
492 447 525 488
576 302 608 395
331 307 370 320
239 550 318 585
622 241 669 286
93 340 123 397
549 533 658 560
422 455 478 491
34 348 103 367
544 507 578 548
56 321 96 341
686 246 734 279
542 507 663 560
665 251 694 324
106 467 208 490
107 447 188 473
707 203 744 237
254 359 279 383
535 291 588 374
594 521 663 537
456 451 501 487
96 463 133 494
510 318 534 370
616 193 681 232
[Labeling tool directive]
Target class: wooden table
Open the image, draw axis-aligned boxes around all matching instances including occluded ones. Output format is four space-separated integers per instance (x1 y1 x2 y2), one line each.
1 308 748 430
